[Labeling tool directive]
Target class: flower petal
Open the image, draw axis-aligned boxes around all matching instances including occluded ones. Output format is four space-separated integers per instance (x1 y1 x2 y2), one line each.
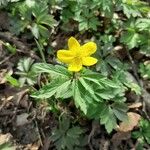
81 42 97 56
68 37 80 51
57 50 75 63
68 59 82 72
82 57 98 66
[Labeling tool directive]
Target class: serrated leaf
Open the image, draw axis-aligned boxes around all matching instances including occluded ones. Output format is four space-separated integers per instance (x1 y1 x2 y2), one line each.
31 78 71 99
73 80 87 114
136 18 150 31
51 115 86 150
5 74 20 87
59 116 70 133
100 105 117 133
0 143 15 150
32 63 71 78
95 88 115 100
78 77 94 95
67 127 84 138
51 129 62 142
37 14 56 27
31 23 39 39
38 24 49 38
112 102 128 121
99 78 120 88
122 3 141 18
82 71 106 87
121 30 140 49
65 136 75 150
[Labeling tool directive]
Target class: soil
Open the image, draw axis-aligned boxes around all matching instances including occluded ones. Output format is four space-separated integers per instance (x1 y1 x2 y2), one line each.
0 10 150 150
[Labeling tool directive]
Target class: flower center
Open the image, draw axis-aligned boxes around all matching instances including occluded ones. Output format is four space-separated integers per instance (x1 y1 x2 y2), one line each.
75 56 81 61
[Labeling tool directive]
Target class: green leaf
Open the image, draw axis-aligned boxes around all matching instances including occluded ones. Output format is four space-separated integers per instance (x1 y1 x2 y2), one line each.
67 127 84 138
37 14 56 27
79 21 88 31
78 77 94 95
72 79 87 114
16 57 36 86
0 142 15 150
51 129 62 142
96 60 109 76
99 78 120 88
38 24 49 38
82 71 106 86
5 74 20 87
31 23 39 38
59 115 70 133
32 63 71 78
88 17 99 31
25 0 35 7
112 102 128 121
51 115 86 150
31 78 71 99
139 63 150 79
132 118 150 145
100 104 117 133
121 29 140 49
99 0 114 17
94 88 115 100
140 119 150 144
136 18 150 31
17 57 34 72
4 43 16 54
122 2 141 18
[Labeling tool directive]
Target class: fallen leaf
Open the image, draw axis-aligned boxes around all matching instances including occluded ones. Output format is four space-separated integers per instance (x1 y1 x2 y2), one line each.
26 142 40 150
118 112 141 132
0 69 7 84
111 132 131 147
0 133 12 145
128 102 142 109
0 69 13 84
16 113 29 126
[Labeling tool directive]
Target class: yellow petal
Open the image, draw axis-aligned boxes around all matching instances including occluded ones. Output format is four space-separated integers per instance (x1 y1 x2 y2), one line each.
81 42 97 56
68 37 80 51
57 50 75 63
82 57 98 66
68 59 82 72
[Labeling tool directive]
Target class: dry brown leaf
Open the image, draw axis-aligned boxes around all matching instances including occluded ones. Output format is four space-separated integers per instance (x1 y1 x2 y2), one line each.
118 112 141 132
25 141 40 150
128 102 142 109
0 69 7 84
111 132 131 147
0 133 12 145
0 69 13 84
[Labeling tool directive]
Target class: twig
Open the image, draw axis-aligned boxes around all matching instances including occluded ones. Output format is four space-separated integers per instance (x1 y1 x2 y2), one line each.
0 32 29 50
88 121 99 150
0 109 25 116
16 48 40 60
0 32 40 60
126 49 150 120
141 88 150 121
42 137 51 150
8 89 29 123
0 54 14 65
103 140 110 150
35 119 43 146
126 50 141 87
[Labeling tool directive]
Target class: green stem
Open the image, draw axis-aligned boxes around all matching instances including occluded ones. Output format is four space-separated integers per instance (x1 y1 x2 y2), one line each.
35 39 46 63
73 72 80 79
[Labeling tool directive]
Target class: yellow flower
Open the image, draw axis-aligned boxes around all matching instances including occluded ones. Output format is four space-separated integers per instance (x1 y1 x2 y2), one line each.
57 37 98 72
